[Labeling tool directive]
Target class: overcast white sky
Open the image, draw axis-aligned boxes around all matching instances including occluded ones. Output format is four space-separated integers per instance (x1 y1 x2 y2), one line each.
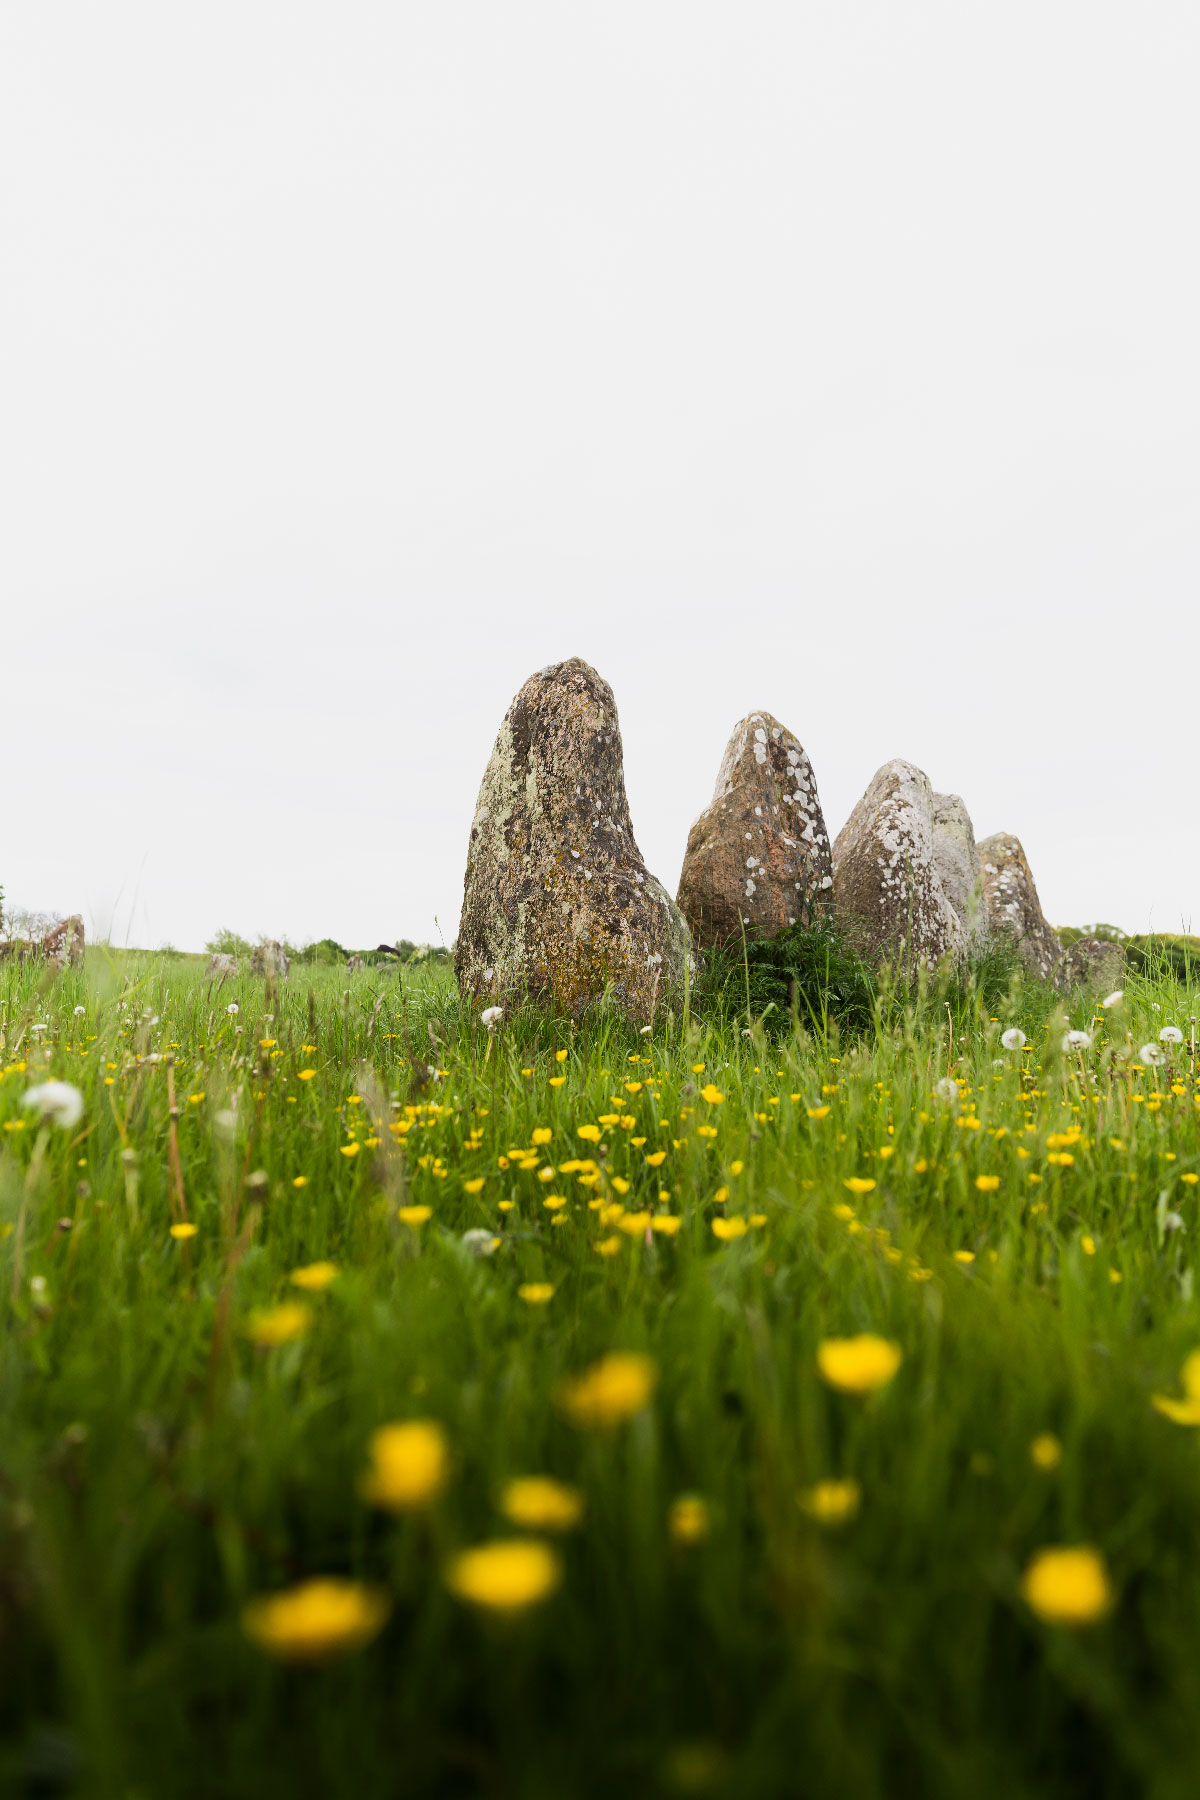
2 2 1197 951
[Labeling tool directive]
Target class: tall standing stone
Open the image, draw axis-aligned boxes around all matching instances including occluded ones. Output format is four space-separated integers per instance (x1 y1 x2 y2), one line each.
929 792 988 953
832 760 965 977
676 711 832 949
977 834 1063 980
455 658 692 1023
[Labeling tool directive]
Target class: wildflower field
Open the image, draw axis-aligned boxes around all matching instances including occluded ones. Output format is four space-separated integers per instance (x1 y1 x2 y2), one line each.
4 950 1200 1798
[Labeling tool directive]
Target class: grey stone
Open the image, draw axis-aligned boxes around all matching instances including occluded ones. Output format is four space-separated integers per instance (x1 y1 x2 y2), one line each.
930 793 988 953
250 940 290 979
1060 935 1124 992
677 710 833 948
455 657 692 1024
977 834 1062 981
205 953 240 978
832 760 965 976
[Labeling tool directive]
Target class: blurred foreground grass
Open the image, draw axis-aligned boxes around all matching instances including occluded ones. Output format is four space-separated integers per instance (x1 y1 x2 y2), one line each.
2 948 1200 1798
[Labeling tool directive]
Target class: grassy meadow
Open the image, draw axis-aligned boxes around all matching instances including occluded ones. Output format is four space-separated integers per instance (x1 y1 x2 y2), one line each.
3 945 1200 1798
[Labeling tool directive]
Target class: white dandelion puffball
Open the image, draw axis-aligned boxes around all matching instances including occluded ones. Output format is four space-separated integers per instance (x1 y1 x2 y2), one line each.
22 1081 84 1129
1159 1026 1184 1044
226 1002 239 1015
73 1005 86 1017
461 1228 500 1258
1001 1028 1027 1051
1139 1043 1163 1066
1101 991 1124 1009
480 1006 503 1029
935 1077 960 1101
641 1025 654 1036
1063 1031 1092 1052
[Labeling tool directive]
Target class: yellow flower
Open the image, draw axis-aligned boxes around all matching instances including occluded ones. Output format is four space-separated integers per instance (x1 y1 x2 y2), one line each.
189 1092 205 1105
245 1302 312 1347
340 1143 360 1158
464 1178 485 1195
749 1213 767 1228
975 1175 1000 1193
610 1176 631 1196
843 1177 876 1196
1150 1350 1200 1425
594 1235 623 1257
289 1261 338 1291
242 1578 388 1662
700 1085 724 1105
292 1176 308 1188
500 1476 583 1532
1081 1235 1096 1256
713 1186 729 1204
298 1069 317 1082
518 1282 555 1304
729 1161 744 1177
807 1105 830 1120
817 1334 902 1395
169 1222 198 1240
651 1214 682 1236
1030 1433 1062 1471
446 1538 562 1612
1020 1546 1113 1627
558 1352 658 1427
398 1205 432 1227
531 1127 552 1146
555 1048 569 1063
548 1076 566 1088
618 1210 651 1236
1182 1172 1200 1186
644 1150 667 1168
797 1478 861 1526
577 1124 601 1144
712 1216 748 1241
668 1494 710 1544
360 1420 448 1509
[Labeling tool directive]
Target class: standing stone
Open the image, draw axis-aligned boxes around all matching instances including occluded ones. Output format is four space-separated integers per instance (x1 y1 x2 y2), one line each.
250 940 290 979
676 711 832 948
977 834 1062 981
206 953 240 978
832 760 965 977
929 793 988 953
346 954 366 974
455 658 692 1023
42 915 85 970
1060 935 1123 992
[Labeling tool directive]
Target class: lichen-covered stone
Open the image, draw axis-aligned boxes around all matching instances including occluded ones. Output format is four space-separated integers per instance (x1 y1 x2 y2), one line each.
832 760 965 976
930 793 988 953
206 953 239 978
676 711 832 948
977 833 1062 981
1060 935 1124 992
455 658 692 1023
42 915 85 970
250 940 290 979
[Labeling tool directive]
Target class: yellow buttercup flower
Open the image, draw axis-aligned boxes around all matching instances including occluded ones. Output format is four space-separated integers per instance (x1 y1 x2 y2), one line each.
446 1538 562 1612
558 1352 657 1428
464 1178 485 1195
712 1216 748 1241
245 1303 312 1347
699 1085 724 1105
645 1150 667 1168
340 1143 360 1158
668 1494 710 1544
618 1210 651 1235
975 1175 1000 1193
817 1335 902 1395
555 1049 569 1063
298 1069 317 1082
531 1127 553 1145
548 1076 566 1088
1030 1433 1062 1471
843 1177 876 1196
500 1476 583 1532
398 1205 433 1227
292 1176 308 1188
242 1578 388 1662
1020 1546 1113 1627
1150 1350 1200 1425
360 1420 449 1510
651 1215 682 1236
289 1261 338 1292
797 1478 861 1526
518 1283 555 1304
807 1105 830 1120
169 1222 198 1240
577 1124 601 1143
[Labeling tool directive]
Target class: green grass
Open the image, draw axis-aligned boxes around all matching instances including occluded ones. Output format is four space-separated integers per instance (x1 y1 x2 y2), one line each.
3 949 1200 1798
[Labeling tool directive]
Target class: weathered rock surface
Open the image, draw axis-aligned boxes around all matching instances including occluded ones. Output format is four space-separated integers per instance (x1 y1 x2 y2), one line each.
250 940 290 979
206 953 239 978
676 711 833 948
346 954 366 974
1060 935 1124 992
832 761 965 976
929 793 988 953
977 834 1062 980
455 657 692 1023
42 915 85 970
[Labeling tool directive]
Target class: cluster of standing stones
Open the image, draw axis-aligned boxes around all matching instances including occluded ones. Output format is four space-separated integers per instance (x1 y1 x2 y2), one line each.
455 657 1123 1024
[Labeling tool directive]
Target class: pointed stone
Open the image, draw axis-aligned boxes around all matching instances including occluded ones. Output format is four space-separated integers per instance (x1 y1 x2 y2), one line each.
455 658 692 1023
977 834 1062 980
676 711 833 949
1060 935 1124 991
832 760 964 976
929 792 988 953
